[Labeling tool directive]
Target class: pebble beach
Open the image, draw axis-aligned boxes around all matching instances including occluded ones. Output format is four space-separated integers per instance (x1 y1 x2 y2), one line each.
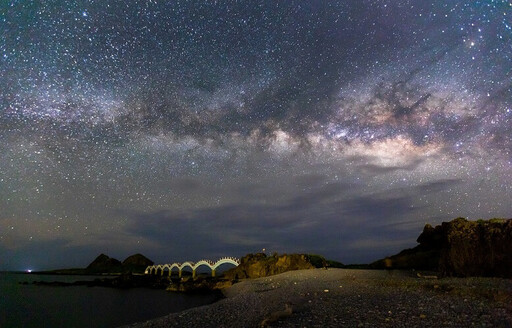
122 269 512 328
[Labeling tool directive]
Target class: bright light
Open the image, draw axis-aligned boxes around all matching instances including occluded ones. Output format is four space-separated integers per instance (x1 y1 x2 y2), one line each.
27 269 32 273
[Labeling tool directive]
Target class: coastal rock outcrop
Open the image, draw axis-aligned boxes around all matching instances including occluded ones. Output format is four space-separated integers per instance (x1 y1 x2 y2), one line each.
123 253 154 267
437 218 512 277
84 253 154 274
86 254 123 273
372 217 512 278
166 253 341 292
122 254 154 273
223 253 315 280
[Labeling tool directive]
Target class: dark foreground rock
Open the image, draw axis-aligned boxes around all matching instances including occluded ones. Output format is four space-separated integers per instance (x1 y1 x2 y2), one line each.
167 276 233 293
372 217 512 278
121 269 512 328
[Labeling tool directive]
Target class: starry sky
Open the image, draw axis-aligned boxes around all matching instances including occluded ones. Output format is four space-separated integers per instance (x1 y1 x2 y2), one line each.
1 0 511 270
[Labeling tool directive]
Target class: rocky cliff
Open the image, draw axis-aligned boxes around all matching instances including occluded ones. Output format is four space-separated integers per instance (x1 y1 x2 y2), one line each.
372 217 512 277
223 253 315 280
437 218 512 277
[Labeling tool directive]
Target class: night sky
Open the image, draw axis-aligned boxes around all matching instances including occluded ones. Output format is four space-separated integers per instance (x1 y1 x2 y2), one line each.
1 0 511 270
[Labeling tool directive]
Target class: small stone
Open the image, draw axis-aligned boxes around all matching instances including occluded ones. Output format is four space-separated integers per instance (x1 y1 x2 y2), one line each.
324 289 329 293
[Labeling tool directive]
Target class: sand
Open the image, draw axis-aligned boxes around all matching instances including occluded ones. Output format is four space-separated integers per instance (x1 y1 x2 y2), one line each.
121 268 512 328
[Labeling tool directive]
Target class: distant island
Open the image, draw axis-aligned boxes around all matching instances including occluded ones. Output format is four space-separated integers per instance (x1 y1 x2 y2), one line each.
36 253 154 275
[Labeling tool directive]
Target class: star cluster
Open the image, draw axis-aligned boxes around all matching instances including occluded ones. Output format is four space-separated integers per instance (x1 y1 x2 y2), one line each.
1 0 511 269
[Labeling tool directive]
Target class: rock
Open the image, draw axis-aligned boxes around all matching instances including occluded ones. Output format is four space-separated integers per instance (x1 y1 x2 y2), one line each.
84 253 154 274
86 254 123 273
166 277 230 293
123 253 154 267
122 254 154 273
372 217 512 278
438 218 512 277
260 303 293 327
223 253 315 280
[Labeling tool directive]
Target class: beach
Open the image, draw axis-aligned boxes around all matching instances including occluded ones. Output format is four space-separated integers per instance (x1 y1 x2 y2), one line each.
122 269 512 327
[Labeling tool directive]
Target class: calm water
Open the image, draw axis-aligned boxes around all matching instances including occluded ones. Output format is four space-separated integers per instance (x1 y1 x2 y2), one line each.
0 272 219 328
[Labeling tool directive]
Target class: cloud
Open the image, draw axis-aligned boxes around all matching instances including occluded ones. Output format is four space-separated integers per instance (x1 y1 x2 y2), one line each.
119 178 454 263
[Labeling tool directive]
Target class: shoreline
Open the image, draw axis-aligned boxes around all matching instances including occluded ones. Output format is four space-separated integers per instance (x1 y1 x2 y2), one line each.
121 268 512 328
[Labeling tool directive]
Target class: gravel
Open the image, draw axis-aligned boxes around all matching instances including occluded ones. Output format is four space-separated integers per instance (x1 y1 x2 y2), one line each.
121 269 512 328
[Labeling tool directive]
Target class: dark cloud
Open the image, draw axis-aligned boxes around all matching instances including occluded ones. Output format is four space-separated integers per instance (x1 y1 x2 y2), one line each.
122 180 449 263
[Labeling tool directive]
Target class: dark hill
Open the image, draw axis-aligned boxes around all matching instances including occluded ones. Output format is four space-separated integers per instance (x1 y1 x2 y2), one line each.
122 253 154 267
86 254 123 273
122 253 154 273
83 253 154 274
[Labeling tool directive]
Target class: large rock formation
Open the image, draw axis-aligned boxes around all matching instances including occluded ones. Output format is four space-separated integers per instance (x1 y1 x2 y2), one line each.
223 253 315 280
122 253 154 270
372 217 512 278
86 254 123 273
437 218 512 277
85 253 154 274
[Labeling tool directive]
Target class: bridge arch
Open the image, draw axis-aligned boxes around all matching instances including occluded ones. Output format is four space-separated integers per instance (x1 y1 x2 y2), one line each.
157 265 165 276
162 264 172 276
145 257 240 278
169 263 180 276
192 260 214 277
212 257 239 271
179 261 196 278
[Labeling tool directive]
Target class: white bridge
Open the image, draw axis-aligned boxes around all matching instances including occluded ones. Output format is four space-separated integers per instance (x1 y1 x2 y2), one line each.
145 257 240 278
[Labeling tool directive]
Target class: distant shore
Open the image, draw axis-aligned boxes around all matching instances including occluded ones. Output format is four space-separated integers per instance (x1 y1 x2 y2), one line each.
122 268 512 328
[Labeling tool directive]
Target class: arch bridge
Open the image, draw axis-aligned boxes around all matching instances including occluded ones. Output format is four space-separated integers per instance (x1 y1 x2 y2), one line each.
145 257 239 278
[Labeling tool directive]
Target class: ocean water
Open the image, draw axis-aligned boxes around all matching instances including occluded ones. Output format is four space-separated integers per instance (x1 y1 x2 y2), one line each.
0 272 219 328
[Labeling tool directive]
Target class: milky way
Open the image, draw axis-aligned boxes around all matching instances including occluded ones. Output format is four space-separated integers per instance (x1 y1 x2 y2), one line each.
1 0 511 270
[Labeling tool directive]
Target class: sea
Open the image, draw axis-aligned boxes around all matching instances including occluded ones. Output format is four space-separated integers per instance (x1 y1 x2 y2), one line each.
0 272 219 328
